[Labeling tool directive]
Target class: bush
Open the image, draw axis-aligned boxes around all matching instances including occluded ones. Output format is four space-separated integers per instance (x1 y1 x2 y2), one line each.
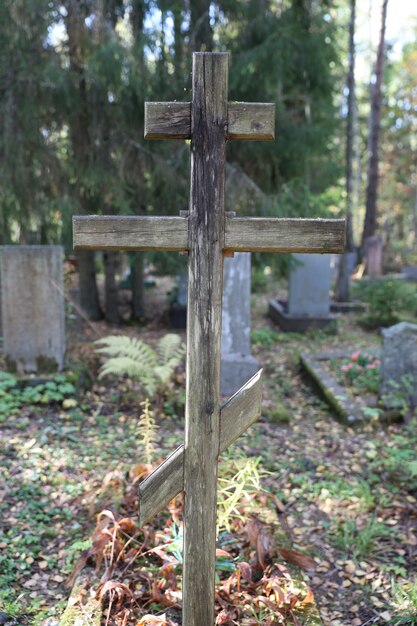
353 278 417 328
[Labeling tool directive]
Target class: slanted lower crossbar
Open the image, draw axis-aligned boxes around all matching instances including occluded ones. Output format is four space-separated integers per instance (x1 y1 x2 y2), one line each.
138 369 263 527
73 215 345 254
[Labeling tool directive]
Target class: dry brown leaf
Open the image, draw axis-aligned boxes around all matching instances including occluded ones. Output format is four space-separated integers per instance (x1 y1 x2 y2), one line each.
246 516 274 568
136 615 168 626
301 586 315 605
237 561 252 583
277 548 316 571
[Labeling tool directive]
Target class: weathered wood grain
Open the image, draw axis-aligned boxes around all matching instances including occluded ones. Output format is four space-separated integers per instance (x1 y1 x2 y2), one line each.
145 101 275 141
73 215 188 251
183 51 228 626
138 370 262 527
144 102 191 139
228 102 275 140
139 446 184 528
73 215 344 254
225 217 345 254
219 368 262 448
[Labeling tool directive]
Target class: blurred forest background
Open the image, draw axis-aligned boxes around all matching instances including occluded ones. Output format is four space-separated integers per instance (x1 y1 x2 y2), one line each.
0 0 416 321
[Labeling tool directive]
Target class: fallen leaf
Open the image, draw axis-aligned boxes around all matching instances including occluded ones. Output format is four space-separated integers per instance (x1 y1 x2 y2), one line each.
136 615 168 626
277 548 316 571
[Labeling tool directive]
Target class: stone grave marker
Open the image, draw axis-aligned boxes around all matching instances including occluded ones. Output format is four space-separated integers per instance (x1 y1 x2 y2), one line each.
169 269 188 328
73 52 345 625
402 266 417 282
269 252 336 331
364 235 383 276
380 321 417 408
221 252 258 395
0 246 65 373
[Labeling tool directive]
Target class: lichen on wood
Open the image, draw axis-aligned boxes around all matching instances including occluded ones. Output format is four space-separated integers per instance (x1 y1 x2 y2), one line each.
59 571 101 626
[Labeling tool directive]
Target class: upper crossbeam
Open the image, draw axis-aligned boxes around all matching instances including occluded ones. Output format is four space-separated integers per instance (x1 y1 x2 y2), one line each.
73 215 345 254
144 101 275 141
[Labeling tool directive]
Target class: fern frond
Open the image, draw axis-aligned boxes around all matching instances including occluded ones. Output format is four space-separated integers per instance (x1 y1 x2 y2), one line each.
154 364 175 386
98 357 148 380
95 336 157 367
95 333 185 398
156 334 185 368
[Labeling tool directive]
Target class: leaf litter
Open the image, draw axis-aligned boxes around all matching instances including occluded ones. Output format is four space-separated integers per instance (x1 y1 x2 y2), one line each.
0 288 416 625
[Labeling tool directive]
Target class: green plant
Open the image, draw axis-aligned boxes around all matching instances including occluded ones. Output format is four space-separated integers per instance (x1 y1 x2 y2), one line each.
0 372 76 421
382 375 416 417
0 594 20 619
362 406 381 420
353 278 417 328
315 478 376 512
332 516 392 558
264 404 292 424
95 334 185 398
332 351 380 394
251 266 269 293
251 327 281 347
389 579 417 625
163 388 185 418
217 448 267 533
137 399 158 464
372 431 417 492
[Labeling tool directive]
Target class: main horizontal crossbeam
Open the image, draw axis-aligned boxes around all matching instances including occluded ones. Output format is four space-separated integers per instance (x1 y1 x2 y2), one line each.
138 369 263 527
144 102 275 141
73 216 187 251
73 215 345 254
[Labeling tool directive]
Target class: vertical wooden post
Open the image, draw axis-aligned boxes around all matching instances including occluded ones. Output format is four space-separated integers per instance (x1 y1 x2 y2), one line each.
183 52 228 626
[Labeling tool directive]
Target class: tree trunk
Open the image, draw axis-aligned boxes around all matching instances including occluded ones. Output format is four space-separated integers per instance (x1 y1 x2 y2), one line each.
173 1 184 87
131 252 145 321
335 0 356 302
362 0 389 245
104 251 120 324
95 0 120 324
77 250 102 321
190 0 213 52
131 0 145 44
66 0 102 320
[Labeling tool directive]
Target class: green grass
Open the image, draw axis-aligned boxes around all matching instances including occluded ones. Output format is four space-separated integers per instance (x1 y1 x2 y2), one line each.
389 579 417 625
331 516 394 559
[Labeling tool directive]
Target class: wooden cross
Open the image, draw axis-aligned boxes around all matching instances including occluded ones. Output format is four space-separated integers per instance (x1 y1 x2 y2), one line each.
73 52 345 626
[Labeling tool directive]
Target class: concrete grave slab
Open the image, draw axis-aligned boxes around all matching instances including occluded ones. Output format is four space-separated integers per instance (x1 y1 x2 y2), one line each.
300 349 380 424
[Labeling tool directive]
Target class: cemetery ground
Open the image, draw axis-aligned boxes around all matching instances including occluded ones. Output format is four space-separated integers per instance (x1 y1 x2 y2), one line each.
0 280 416 626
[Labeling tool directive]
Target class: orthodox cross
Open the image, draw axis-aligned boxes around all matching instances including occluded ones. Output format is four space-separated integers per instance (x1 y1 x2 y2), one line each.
73 52 345 626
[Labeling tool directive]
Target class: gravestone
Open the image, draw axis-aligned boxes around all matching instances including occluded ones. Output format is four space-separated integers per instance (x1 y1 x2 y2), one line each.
221 253 258 395
0 246 65 373
364 235 383 276
380 322 417 408
269 253 336 331
169 270 188 329
402 266 417 282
